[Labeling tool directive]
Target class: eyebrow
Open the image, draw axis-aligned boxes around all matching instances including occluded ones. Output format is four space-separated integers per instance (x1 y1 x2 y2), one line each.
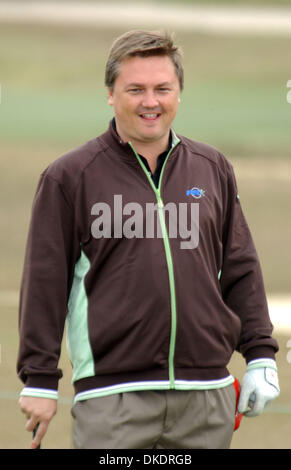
125 82 173 88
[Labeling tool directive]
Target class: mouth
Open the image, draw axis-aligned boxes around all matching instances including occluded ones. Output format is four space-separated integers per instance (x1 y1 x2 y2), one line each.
139 113 161 121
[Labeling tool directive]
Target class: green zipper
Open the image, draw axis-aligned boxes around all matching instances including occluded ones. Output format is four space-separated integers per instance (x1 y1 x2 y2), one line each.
128 133 180 388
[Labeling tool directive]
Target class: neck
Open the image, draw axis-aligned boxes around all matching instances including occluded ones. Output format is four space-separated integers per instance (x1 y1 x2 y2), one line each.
114 122 171 173
135 140 169 174
133 133 169 157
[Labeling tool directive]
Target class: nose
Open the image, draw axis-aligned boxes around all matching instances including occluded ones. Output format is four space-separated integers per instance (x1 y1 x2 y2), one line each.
141 90 159 109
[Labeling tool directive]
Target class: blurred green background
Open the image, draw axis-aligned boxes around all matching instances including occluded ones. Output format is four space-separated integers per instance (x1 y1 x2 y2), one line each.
0 0 290 449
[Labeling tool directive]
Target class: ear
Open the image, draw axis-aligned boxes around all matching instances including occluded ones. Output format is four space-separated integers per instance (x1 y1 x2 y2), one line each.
107 88 114 106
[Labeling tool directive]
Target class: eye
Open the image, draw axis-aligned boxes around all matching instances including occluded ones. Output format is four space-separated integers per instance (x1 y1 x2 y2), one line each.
157 87 170 93
128 88 143 94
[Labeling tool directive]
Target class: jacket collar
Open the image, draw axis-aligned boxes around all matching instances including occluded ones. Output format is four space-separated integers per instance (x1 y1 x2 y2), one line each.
99 118 180 165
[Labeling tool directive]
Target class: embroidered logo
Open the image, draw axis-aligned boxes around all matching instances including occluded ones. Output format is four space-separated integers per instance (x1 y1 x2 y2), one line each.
186 187 206 199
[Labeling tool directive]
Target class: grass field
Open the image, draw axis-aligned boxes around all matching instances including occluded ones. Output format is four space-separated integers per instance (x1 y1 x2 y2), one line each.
0 13 290 449
0 24 290 156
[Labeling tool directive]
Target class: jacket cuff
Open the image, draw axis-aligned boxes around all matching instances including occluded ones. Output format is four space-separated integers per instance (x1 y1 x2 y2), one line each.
20 374 59 399
244 346 276 364
247 358 277 372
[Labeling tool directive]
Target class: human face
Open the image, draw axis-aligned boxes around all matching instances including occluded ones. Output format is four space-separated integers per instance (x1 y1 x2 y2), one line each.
107 55 180 149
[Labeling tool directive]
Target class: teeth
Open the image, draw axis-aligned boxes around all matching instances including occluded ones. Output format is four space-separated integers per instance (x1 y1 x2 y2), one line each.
141 114 158 118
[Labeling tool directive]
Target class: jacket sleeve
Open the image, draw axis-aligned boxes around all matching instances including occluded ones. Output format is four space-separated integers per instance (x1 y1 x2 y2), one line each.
17 171 80 398
219 162 279 363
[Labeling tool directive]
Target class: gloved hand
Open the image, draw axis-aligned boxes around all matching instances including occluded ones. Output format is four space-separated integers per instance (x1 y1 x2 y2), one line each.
238 359 280 417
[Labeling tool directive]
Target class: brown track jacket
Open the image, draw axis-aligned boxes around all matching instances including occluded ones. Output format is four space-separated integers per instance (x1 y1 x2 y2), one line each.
17 121 278 402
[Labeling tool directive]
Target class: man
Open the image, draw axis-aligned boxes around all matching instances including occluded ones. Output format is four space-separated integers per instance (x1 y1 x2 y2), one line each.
18 30 280 449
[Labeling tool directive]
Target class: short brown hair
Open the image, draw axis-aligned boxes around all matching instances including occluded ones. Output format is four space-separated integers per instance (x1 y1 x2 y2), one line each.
105 30 184 91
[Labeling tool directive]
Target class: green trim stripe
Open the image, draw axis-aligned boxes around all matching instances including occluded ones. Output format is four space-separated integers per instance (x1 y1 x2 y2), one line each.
66 249 95 383
74 375 234 403
247 358 277 371
156 192 177 388
20 387 58 400
128 132 180 389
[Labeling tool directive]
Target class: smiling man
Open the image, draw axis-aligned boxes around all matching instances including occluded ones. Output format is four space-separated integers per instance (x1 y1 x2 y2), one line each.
18 30 279 450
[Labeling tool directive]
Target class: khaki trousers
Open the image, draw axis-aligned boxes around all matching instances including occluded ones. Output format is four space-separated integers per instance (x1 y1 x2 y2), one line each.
71 386 236 449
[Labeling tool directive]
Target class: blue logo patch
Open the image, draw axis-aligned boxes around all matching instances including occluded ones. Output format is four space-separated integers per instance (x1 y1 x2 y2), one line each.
186 187 206 199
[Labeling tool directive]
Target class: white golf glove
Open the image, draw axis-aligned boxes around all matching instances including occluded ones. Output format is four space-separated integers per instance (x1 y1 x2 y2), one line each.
238 358 280 417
